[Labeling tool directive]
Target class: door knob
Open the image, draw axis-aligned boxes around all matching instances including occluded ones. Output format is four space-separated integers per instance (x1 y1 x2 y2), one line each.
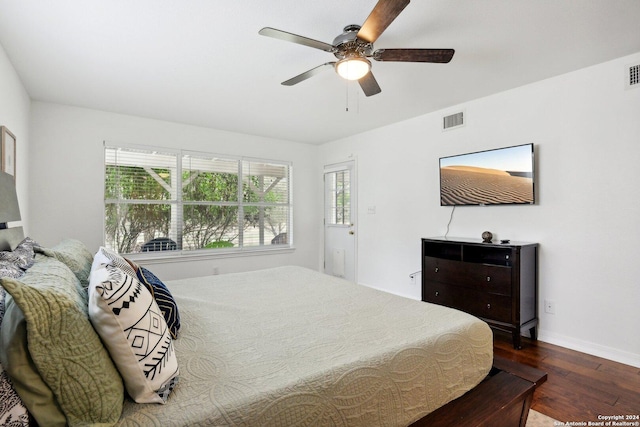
349 230 355 235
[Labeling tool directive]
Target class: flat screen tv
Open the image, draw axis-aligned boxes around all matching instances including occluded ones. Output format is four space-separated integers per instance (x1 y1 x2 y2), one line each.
439 143 535 206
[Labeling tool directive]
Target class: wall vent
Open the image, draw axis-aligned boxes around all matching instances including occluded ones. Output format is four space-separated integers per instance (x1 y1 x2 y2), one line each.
442 111 464 131
626 64 640 89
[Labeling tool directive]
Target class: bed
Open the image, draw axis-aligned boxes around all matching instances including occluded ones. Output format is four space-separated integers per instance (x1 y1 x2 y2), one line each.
118 265 494 426
0 173 544 427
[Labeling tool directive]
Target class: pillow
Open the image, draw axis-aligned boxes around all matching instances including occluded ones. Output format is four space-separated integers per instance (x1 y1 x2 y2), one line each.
0 237 39 270
0 260 23 279
36 238 93 287
0 285 5 327
126 260 181 339
89 262 179 404
0 294 66 427
0 369 30 427
92 246 136 277
0 287 31 427
0 255 124 425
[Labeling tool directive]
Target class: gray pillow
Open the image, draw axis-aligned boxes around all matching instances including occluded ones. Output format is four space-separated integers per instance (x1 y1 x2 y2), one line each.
0 287 30 427
1 255 124 425
0 293 66 427
35 238 93 287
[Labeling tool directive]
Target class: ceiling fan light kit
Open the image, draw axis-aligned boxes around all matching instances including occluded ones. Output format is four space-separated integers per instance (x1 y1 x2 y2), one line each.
259 0 454 97
336 57 371 80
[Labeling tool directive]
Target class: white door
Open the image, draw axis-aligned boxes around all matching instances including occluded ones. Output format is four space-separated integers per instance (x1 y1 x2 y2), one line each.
324 161 356 282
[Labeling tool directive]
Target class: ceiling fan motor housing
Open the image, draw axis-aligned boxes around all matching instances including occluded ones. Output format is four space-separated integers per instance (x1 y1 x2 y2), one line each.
332 25 373 60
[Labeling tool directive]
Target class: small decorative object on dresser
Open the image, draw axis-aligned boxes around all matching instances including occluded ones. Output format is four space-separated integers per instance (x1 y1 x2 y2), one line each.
421 236 538 349
481 231 493 243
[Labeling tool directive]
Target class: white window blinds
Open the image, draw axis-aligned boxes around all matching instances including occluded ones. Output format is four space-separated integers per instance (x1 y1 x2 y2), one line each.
105 145 292 254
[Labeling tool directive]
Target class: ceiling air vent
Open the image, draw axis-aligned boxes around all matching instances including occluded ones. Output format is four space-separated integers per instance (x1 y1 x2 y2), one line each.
443 111 464 131
626 64 639 90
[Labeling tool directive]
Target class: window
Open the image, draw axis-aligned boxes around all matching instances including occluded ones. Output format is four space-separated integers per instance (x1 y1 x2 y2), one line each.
104 145 292 254
325 169 350 225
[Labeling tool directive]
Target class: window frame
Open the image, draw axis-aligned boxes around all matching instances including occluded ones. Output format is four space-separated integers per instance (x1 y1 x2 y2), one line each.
104 143 294 259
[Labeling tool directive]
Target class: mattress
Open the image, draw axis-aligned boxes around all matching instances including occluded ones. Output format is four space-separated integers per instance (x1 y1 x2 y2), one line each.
117 266 493 426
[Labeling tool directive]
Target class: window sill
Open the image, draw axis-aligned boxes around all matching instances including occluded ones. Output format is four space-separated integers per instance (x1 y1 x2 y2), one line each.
124 246 296 266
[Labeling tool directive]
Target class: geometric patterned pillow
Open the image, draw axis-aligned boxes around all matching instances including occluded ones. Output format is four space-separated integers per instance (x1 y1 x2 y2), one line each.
91 246 137 277
88 263 179 404
135 266 181 339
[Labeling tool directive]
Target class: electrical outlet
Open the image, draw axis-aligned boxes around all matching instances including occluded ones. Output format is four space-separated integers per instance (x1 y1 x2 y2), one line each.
409 271 420 285
544 299 555 315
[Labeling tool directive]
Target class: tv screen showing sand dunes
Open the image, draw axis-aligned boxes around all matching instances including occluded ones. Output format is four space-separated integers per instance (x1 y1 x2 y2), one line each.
440 144 534 206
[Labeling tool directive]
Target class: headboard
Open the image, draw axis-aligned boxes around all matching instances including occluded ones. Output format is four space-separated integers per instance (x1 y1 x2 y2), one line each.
0 171 24 251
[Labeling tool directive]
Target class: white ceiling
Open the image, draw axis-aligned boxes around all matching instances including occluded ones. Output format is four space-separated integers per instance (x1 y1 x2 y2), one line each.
0 0 639 144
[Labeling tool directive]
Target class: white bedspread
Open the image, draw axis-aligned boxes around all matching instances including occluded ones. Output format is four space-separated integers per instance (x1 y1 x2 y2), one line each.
117 266 492 426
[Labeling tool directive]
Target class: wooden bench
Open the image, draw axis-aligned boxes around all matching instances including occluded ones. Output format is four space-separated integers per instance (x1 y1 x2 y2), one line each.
411 356 547 427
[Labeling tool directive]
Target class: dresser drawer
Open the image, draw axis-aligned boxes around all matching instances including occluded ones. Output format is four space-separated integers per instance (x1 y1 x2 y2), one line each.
423 257 465 282
464 293 512 324
469 265 512 296
423 281 458 307
424 257 512 296
424 281 512 323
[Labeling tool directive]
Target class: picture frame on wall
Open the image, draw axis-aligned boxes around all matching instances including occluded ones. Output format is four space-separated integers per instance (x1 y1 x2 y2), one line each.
1 126 16 181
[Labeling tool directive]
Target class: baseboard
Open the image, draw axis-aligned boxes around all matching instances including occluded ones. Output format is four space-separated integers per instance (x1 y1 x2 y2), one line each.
538 329 640 368
360 281 418 301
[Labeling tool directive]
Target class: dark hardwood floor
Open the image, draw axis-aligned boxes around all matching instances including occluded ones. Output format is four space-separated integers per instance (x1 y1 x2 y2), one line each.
493 331 640 423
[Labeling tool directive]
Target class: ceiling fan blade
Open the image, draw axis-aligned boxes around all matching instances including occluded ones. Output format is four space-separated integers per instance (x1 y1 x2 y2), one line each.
259 27 335 52
358 72 382 97
282 62 336 86
357 0 410 43
373 48 455 63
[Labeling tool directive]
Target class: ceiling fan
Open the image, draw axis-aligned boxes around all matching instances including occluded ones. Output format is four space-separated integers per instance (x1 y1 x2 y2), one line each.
259 0 454 97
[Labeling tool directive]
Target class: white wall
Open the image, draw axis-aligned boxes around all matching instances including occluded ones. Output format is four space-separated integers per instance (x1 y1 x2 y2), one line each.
319 52 640 367
0 42 31 227
28 102 320 279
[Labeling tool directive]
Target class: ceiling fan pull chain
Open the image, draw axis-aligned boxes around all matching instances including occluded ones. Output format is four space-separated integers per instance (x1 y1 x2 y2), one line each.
345 79 349 112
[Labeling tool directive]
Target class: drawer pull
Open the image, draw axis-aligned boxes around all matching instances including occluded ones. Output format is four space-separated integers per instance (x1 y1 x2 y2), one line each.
487 304 491 310
435 291 439 297
434 267 439 273
486 276 491 282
